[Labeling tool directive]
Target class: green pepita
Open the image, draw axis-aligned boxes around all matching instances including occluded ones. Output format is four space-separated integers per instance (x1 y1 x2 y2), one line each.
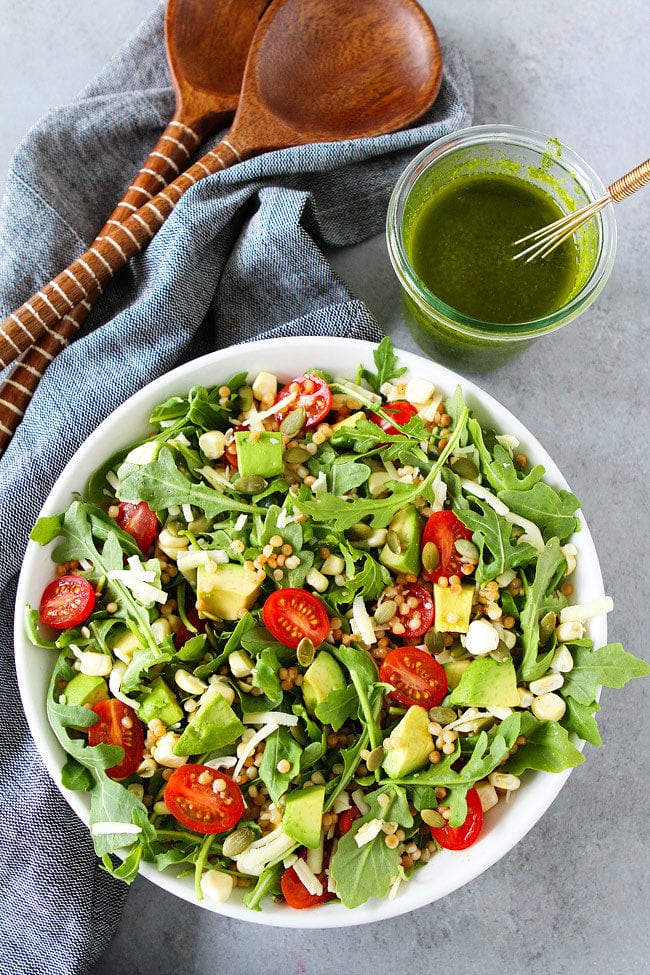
233 475 268 495
222 826 255 858
285 446 311 464
346 522 374 542
420 808 447 828
280 407 306 439
296 637 315 667
386 530 401 555
422 541 440 575
366 746 385 772
490 641 511 662
237 385 254 412
424 628 445 653
428 706 458 726
454 537 479 561
539 610 557 646
451 457 479 480
374 600 397 626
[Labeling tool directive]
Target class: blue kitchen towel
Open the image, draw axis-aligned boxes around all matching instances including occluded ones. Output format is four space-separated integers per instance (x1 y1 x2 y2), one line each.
0 3 473 972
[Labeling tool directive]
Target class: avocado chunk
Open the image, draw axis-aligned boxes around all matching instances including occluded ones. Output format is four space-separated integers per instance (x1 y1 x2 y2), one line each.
382 705 434 778
197 562 263 621
449 657 520 708
173 684 244 756
302 651 346 714
282 784 325 849
379 505 423 576
234 430 284 478
138 677 184 727
443 657 471 690
64 673 109 709
433 582 474 633
330 410 365 432
107 627 145 661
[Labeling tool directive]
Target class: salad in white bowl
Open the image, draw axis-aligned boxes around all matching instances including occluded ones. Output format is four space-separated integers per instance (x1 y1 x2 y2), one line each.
17 337 649 925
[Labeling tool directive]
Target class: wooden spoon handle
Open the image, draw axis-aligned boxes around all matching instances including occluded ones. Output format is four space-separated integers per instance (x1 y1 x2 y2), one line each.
0 140 240 371
0 121 205 453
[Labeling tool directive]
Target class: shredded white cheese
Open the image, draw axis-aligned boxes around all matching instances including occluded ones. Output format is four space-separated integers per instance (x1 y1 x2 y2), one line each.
351 789 370 815
198 465 231 492
243 390 297 427
105 470 120 492
91 821 142 836
461 478 545 552
351 595 376 646
232 721 279 781
205 755 237 771
293 858 324 896
234 514 248 532
354 819 383 848
242 711 299 727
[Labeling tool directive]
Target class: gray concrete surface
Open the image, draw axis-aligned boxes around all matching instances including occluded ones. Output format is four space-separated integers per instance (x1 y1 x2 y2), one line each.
2 1 649 974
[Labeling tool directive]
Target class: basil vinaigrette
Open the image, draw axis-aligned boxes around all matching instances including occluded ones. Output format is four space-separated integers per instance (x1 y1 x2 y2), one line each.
406 173 580 324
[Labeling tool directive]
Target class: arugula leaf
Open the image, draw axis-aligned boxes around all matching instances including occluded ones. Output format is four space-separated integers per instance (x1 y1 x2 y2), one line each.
498 482 581 542
458 499 538 585
504 712 584 774
468 418 545 494
315 685 358 731
341 554 391 605
518 538 567 682
30 513 64 544
118 448 261 518
259 727 303 803
330 459 371 496
561 641 650 705
562 698 602 747
243 862 284 912
357 336 407 393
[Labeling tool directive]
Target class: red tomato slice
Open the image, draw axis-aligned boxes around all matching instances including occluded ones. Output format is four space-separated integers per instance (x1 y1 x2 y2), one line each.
262 588 330 650
336 805 362 836
164 765 244 835
421 509 474 583
87 699 144 779
39 575 96 630
115 501 158 554
274 375 332 429
174 604 206 650
430 787 483 851
224 425 246 469
379 646 448 710
386 582 434 639
368 400 418 435
280 857 335 909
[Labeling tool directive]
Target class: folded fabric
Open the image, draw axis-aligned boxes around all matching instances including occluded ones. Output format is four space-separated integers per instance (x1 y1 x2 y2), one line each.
0 3 473 972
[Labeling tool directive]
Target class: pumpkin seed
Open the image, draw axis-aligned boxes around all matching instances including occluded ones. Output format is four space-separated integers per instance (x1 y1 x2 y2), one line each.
366 746 385 772
346 522 374 542
424 629 445 653
539 610 556 646
222 826 255 858
451 457 479 480
420 808 447 829
490 641 511 662
233 475 268 495
285 446 311 464
296 637 315 667
280 407 306 439
386 530 401 555
428 706 458 726
373 600 397 626
450 644 469 659
422 541 440 575
454 537 479 561
237 385 253 412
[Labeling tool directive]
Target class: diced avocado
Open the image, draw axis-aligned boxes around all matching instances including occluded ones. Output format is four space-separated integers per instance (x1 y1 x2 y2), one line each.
197 562 263 621
302 651 346 714
282 784 325 849
449 657 520 708
330 410 365 431
234 430 284 478
64 673 109 709
433 582 474 633
379 505 423 576
173 684 244 756
443 657 471 690
107 627 144 661
382 705 434 778
137 677 184 727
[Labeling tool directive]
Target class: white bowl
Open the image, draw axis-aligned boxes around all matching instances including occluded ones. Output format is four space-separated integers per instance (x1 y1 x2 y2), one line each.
15 337 606 928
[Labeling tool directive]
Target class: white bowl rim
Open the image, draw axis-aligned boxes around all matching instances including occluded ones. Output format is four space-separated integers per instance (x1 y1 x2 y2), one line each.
14 336 606 928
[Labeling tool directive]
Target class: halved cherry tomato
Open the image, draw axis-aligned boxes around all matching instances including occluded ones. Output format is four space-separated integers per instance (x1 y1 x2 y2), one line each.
115 501 158 554
385 582 434 639
174 603 206 650
263 588 330 649
164 765 244 834
379 646 448 710
421 509 474 583
224 425 245 469
368 400 418 435
39 575 96 630
336 805 362 836
274 374 332 429
87 698 144 779
280 853 336 909
430 787 483 851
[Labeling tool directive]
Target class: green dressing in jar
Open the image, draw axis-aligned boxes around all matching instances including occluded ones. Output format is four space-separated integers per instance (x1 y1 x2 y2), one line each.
406 173 580 324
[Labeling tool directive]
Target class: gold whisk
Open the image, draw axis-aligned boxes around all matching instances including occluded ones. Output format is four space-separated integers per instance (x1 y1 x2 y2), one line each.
513 157 650 261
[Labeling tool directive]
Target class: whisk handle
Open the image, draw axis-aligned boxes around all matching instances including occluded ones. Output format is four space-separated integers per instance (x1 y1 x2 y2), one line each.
607 158 650 203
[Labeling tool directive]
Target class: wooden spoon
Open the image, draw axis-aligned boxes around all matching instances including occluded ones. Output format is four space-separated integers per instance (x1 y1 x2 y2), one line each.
0 0 266 452
0 0 442 375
